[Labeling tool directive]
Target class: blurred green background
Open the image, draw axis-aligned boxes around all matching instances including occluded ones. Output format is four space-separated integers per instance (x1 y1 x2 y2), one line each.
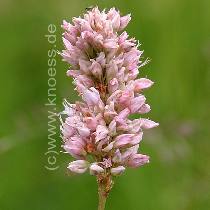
0 0 210 209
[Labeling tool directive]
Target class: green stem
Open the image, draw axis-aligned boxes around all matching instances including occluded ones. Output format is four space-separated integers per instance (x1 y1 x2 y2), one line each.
98 183 107 210
97 175 113 210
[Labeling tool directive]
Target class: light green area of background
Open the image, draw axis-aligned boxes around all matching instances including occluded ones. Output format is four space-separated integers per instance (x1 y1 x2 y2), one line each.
0 0 210 209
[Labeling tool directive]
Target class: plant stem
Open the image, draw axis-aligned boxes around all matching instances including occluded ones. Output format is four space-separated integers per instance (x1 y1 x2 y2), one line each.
97 175 113 210
98 183 107 210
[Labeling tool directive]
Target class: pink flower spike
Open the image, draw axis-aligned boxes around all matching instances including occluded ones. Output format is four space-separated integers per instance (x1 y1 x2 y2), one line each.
60 7 158 209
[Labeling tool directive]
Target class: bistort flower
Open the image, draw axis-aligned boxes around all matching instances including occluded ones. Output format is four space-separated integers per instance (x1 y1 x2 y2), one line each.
60 6 158 210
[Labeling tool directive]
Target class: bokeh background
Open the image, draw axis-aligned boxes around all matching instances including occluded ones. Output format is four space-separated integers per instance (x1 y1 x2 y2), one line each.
0 0 210 209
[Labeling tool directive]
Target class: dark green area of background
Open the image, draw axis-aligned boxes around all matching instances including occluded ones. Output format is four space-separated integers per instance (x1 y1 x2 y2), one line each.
0 0 210 209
